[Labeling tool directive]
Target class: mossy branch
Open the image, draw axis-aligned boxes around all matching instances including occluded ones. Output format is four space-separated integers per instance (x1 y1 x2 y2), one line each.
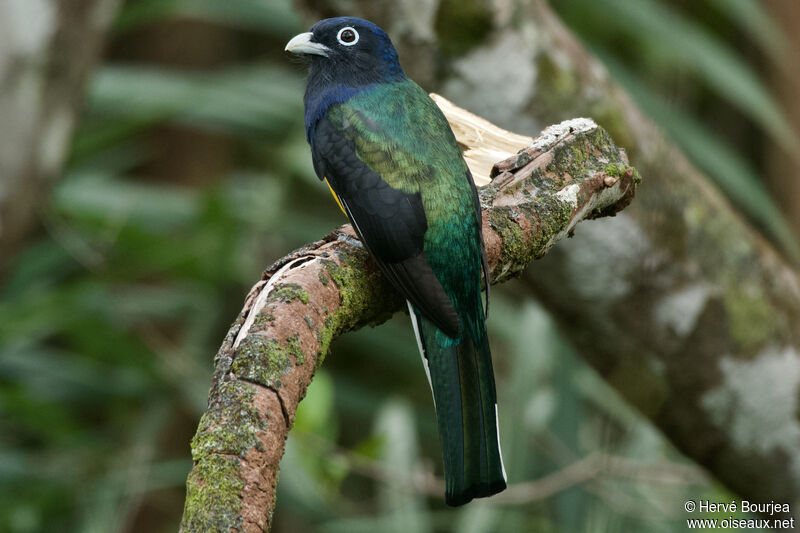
179 97 640 532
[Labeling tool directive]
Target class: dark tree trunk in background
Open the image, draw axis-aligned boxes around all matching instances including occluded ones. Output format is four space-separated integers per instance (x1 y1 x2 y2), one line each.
0 0 121 266
764 0 800 238
296 0 800 516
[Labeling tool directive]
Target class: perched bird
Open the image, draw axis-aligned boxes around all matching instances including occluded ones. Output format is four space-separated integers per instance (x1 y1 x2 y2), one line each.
286 17 506 506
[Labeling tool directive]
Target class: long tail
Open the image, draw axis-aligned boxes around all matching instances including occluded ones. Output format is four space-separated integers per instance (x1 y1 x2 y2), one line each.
408 302 507 506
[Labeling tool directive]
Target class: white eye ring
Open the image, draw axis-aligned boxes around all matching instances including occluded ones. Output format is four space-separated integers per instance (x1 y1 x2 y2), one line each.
337 27 359 46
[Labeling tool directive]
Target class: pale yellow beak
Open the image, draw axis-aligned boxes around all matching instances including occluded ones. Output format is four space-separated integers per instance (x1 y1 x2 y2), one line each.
285 32 330 57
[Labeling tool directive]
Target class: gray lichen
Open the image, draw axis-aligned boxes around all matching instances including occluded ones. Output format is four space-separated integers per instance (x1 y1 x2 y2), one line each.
702 346 800 476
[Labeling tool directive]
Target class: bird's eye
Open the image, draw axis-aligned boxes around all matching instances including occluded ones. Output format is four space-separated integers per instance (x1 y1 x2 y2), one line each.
337 27 359 46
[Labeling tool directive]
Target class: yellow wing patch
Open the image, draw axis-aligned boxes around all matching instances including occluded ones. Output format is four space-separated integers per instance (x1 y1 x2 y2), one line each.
325 177 347 216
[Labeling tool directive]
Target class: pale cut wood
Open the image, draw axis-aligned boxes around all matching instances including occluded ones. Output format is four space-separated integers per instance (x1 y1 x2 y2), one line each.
430 93 533 186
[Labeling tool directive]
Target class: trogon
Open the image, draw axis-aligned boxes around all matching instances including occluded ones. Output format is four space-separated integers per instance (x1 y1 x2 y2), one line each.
286 17 506 506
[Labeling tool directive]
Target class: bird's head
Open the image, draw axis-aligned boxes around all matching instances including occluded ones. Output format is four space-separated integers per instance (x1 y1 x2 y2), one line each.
285 17 406 87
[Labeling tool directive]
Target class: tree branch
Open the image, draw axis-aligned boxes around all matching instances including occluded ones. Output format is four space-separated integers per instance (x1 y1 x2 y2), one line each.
179 100 640 532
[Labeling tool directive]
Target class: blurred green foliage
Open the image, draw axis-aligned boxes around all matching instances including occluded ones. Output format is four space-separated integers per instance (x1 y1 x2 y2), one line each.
0 0 789 531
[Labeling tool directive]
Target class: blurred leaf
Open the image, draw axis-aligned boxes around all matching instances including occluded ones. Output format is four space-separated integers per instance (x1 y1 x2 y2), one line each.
704 0 788 61
87 65 303 136
0 241 81 299
70 115 160 165
566 0 799 155
0 345 149 403
55 172 200 231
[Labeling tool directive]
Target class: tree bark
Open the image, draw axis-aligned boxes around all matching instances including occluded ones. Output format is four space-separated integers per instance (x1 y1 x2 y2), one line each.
0 0 120 266
179 103 640 532
295 0 800 519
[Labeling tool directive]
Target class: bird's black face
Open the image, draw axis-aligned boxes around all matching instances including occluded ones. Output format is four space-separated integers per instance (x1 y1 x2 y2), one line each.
285 17 405 88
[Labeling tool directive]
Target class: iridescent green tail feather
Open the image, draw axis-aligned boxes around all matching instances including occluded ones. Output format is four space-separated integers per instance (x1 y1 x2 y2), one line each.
411 307 506 506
